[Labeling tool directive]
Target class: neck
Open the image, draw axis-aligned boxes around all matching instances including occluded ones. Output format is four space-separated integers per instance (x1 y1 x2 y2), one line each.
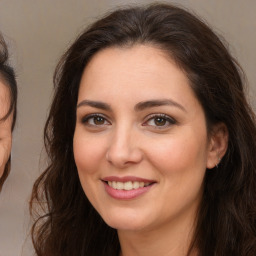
118 211 198 256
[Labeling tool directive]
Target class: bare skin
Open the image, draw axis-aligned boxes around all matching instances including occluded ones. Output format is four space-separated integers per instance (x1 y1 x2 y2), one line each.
74 45 228 256
0 80 12 178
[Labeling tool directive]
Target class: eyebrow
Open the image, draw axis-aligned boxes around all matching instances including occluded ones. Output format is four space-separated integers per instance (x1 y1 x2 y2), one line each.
134 99 187 112
77 99 186 112
77 100 111 111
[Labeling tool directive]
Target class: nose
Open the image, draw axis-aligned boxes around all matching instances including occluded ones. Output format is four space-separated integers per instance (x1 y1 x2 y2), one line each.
106 127 143 168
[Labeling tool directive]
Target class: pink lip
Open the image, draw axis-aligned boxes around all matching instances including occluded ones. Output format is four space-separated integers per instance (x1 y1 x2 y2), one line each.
102 176 156 200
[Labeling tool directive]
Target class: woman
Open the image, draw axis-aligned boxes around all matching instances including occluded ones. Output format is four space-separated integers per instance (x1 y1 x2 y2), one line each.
30 3 256 256
0 33 17 191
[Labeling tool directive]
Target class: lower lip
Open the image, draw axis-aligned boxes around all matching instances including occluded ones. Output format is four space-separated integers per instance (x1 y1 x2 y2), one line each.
103 182 154 200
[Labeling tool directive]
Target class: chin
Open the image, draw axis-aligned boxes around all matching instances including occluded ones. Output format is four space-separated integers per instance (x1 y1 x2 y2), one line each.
101 210 149 231
106 220 147 232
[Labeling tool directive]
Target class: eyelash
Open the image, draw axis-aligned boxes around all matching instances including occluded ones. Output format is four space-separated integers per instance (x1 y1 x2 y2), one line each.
81 113 176 129
81 114 111 126
143 114 176 129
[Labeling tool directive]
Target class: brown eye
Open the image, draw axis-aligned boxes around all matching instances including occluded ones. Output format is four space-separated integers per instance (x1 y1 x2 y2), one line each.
82 114 110 126
93 116 105 125
143 114 176 129
154 117 167 126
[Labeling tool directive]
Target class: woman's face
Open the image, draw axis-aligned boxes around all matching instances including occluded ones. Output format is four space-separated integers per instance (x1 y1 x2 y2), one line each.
0 80 12 178
73 45 218 232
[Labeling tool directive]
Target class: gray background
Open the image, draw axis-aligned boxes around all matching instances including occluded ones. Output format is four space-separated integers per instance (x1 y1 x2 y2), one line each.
0 0 255 255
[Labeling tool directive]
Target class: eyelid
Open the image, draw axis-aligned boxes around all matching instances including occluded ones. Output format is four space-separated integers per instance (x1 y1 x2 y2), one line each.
142 113 177 128
79 112 176 129
81 113 111 125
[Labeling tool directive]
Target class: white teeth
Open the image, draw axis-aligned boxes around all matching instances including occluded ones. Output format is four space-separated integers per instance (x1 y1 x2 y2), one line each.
116 182 124 190
107 181 151 190
112 181 117 189
133 181 140 189
124 181 133 190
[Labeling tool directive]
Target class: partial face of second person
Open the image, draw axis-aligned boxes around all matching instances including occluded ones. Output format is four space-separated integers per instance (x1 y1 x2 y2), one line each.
0 79 12 177
73 45 225 233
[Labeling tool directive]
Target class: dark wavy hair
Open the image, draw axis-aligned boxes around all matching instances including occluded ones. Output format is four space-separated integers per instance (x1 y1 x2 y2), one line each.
30 3 256 256
0 33 17 191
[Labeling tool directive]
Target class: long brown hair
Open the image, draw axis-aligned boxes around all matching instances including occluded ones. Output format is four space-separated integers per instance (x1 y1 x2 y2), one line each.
0 33 17 191
30 3 256 255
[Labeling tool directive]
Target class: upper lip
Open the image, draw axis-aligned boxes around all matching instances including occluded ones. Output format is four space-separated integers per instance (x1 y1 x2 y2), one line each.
102 176 156 183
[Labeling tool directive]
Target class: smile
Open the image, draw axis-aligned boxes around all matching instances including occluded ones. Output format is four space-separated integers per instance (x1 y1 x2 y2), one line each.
102 176 156 200
107 181 151 191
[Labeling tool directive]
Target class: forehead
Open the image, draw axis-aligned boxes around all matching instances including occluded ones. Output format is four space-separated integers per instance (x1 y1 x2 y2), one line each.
78 45 200 111
79 45 191 94
84 44 179 77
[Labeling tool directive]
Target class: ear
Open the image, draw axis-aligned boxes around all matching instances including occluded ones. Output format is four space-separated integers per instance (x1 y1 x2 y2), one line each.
206 122 229 169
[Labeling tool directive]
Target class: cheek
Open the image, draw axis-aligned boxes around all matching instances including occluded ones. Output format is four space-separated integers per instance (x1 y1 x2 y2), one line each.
0 144 6 163
73 131 106 175
0 135 12 177
0 146 6 177
147 133 208 177
73 132 103 202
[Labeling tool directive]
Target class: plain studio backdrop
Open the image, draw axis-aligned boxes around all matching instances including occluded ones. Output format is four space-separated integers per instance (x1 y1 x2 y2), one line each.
0 0 255 255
